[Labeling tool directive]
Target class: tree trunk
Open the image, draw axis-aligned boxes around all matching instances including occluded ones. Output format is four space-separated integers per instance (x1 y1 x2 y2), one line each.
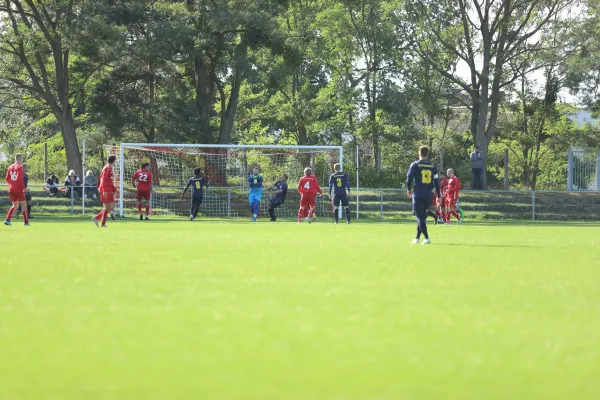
373 135 382 173
219 46 246 144
478 140 489 189
57 107 82 176
148 60 156 143
194 54 213 143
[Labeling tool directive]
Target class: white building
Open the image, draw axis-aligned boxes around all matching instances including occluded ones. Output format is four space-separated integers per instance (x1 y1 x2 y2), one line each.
568 110 599 128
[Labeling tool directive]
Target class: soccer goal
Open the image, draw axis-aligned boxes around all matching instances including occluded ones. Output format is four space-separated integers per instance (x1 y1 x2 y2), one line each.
103 144 344 219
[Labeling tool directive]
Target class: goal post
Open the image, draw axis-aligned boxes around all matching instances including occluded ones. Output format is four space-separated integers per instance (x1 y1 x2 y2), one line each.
104 143 344 219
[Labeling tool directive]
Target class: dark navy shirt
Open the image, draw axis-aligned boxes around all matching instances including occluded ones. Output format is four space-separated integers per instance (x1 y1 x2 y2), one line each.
188 176 208 197
273 181 288 201
23 173 29 188
406 160 441 198
329 172 350 196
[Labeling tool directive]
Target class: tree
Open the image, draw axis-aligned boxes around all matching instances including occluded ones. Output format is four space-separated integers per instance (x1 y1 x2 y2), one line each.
89 0 198 144
0 0 91 172
247 0 329 146
185 0 287 145
565 0 600 113
406 0 573 187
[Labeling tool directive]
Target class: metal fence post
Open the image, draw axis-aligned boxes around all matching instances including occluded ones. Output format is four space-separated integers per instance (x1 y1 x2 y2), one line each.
227 187 231 218
380 189 383 219
596 150 600 191
504 148 509 190
567 147 573 191
532 191 536 220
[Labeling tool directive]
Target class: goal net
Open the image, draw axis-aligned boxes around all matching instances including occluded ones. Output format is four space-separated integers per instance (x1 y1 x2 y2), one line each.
568 147 600 191
103 144 344 219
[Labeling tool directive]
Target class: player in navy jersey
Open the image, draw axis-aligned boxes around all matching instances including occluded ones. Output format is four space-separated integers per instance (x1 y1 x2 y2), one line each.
329 163 351 224
406 145 441 245
265 174 288 222
181 168 211 221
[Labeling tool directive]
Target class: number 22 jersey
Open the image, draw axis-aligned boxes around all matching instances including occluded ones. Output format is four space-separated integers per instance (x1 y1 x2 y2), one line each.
132 169 153 192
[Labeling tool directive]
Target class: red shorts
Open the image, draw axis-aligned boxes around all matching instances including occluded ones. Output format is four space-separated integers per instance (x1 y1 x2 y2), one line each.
100 191 115 204
300 194 316 209
136 190 150 201
445 197 457 208
9 191 26 202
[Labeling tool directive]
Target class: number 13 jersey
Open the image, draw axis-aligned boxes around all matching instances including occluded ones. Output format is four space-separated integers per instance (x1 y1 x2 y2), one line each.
406 160 439 198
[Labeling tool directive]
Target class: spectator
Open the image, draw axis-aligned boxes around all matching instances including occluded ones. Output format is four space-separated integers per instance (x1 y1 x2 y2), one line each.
470 145 484 190
46 174 60 196
65 170 82 198
84 170 98 199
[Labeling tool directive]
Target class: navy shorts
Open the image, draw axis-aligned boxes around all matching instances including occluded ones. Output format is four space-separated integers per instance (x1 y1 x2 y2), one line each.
412 196 432 217
268 198 284 208
192 195 203 205
333 193 349 207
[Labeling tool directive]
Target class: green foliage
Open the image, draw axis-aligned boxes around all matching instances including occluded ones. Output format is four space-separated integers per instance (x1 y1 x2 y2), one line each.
1 0 596 189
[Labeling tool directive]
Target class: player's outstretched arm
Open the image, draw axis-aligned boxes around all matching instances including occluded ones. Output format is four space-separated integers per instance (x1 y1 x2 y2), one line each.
406 163 415 197
180 182 191 199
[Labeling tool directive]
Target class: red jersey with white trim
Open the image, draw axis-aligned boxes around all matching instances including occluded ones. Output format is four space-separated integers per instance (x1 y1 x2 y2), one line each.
298 175 322 196
446 176 461 200
5 163 25 192
132 169 153 192
99 164 116 193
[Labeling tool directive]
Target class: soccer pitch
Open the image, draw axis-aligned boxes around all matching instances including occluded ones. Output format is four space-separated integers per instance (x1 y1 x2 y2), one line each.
1 218 600 400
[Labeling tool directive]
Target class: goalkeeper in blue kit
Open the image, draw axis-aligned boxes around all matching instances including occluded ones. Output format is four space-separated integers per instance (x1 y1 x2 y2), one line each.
248 167 263 222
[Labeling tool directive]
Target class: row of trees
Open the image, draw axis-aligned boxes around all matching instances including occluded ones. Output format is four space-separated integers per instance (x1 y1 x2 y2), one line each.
1 0 600 189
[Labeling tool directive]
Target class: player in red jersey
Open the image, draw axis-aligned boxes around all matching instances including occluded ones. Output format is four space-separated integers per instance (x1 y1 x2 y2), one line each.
436 172 448 223
132 162 153 220
4 154 30 226
444 168 462 224
297 167 322 223
93 155 117 228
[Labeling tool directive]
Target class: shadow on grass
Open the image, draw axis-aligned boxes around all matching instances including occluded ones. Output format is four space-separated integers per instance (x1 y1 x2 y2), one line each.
436 242 550 248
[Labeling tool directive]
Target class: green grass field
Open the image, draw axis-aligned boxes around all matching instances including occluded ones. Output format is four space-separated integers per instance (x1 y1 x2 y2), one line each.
1 216 600 400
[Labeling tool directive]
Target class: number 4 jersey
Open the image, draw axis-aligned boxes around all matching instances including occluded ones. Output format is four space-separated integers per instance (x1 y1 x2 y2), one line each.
5 163 25 193
298 175 322 196
406 160 439 198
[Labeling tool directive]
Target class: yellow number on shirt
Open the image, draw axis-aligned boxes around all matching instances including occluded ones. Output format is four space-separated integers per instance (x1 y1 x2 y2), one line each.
421 170 432 184
336 178 342 187
195 182 201 189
